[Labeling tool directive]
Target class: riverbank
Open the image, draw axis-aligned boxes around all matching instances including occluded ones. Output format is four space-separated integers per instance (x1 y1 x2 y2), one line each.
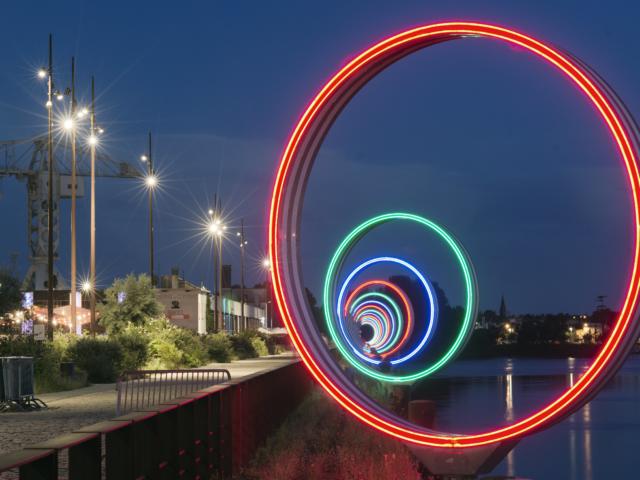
461 342 601 359
242 389 421 480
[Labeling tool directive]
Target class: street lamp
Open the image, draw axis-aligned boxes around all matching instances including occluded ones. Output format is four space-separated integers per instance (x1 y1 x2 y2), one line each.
207 208 225 332
68 57 79 335
236 221 248 331
39 34 55 340
145 174 158 188
87 75 102 334
141 132 155 287
81 280 92 293
262 257 272 329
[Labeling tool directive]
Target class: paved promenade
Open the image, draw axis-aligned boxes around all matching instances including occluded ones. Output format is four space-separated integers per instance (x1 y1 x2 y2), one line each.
0 353 297 455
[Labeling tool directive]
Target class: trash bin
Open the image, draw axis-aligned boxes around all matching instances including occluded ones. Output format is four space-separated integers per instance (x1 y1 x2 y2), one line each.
0 357 46 412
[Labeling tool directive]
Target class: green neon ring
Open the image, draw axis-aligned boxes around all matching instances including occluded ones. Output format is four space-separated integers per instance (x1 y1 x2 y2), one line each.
323 212 479 382
349 291 405 354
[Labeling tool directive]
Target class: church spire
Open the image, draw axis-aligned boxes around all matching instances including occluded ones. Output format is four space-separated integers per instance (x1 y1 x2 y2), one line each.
499 295 507 320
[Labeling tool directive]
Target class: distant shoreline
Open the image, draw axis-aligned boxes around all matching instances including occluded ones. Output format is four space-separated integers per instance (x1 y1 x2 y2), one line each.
460 343 602 359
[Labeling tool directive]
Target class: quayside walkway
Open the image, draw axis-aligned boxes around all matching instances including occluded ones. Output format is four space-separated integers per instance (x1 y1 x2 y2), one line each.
0 353 297 455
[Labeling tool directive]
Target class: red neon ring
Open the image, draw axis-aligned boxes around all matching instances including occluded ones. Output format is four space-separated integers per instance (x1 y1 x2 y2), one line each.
269 22 640 447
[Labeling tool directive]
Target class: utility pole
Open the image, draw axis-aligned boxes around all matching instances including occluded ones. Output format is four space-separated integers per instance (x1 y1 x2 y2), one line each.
148 132 155 287
263 258 272 329
89 76 97 333
239 219 246 331
70 56 78 335
217 196 223 332
46 34 54 340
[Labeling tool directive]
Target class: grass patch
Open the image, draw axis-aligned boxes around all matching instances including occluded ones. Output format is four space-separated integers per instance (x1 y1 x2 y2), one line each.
242 389 420 480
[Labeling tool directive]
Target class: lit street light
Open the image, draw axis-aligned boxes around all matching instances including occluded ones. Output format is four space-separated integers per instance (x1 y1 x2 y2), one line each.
145 174 158 188
141 132 156 287
237 221 248 331
40 33 55 340
207 204 225 332
262 257 272 329
69 57 79 335
89 75 98 333
62 117 74 131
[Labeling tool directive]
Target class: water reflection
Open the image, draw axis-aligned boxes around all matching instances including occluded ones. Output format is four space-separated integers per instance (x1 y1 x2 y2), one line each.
505 368 515 476
410 355 640 478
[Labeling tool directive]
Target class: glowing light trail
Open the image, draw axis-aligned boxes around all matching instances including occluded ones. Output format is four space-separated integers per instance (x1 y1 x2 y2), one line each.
269 22 640 448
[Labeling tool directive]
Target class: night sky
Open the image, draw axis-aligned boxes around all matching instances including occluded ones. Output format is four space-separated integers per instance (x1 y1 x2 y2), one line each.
1 0 639 314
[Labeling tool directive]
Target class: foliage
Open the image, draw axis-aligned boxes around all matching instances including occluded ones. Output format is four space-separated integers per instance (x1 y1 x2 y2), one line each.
145 317 207 369
251 336 269 357
0 266 22 316
245 390 420 480
113 325 150 372
203 332 233 363
0 334 89 392
229 330 260 359
99 274 163 334
67 336 124 382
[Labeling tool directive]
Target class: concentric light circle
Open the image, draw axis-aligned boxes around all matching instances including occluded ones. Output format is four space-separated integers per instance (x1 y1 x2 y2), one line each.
324 214 477 381
269 22 640 447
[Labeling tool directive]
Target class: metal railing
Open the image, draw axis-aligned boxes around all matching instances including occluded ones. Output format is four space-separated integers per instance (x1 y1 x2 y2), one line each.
116 368 230 416
0 360 311 479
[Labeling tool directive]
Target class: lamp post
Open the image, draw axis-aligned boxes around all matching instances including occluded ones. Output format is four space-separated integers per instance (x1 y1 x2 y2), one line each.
141 132 156 287
207 208 225 331
69 57 78 335
262 258 271 329
89 76 97 333
236 220 247 331
46 34 55 340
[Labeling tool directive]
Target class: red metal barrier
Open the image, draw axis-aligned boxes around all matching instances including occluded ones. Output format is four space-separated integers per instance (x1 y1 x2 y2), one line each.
0 360 313 479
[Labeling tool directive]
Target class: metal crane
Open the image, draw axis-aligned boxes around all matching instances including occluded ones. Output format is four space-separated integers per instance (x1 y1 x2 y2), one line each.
0 135 141 290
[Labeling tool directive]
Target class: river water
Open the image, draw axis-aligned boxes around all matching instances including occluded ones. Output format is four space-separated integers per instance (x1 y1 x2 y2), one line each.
410 354 640 479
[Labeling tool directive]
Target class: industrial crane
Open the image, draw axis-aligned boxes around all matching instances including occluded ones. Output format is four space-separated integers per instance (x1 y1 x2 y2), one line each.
0 135 141 290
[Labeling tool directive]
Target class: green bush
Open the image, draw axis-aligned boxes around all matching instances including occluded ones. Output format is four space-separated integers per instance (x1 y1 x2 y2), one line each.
229 330 270 359
113 326 150 372
67 336 124 382
256 332 279 355
0 335 64 390
230 331 258 359
251 336 269 357
204 333 233 363
146 318 208 369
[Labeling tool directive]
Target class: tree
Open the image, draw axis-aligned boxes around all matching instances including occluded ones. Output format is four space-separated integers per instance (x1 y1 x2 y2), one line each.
0 267 22 316
99 274 163 334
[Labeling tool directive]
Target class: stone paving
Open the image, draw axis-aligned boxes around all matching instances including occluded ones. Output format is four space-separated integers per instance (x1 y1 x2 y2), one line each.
0 353 297 455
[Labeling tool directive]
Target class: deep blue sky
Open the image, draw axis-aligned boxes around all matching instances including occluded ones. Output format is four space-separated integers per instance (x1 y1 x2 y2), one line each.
1 0 639 314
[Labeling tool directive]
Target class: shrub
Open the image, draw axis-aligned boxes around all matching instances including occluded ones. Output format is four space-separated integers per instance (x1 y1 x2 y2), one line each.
256 332 279 355
0 335 64 390
146 317 207 369
230 331 259 359
67 336 124 382
113 326 150 372
251 336 269 357
204 333 233 363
